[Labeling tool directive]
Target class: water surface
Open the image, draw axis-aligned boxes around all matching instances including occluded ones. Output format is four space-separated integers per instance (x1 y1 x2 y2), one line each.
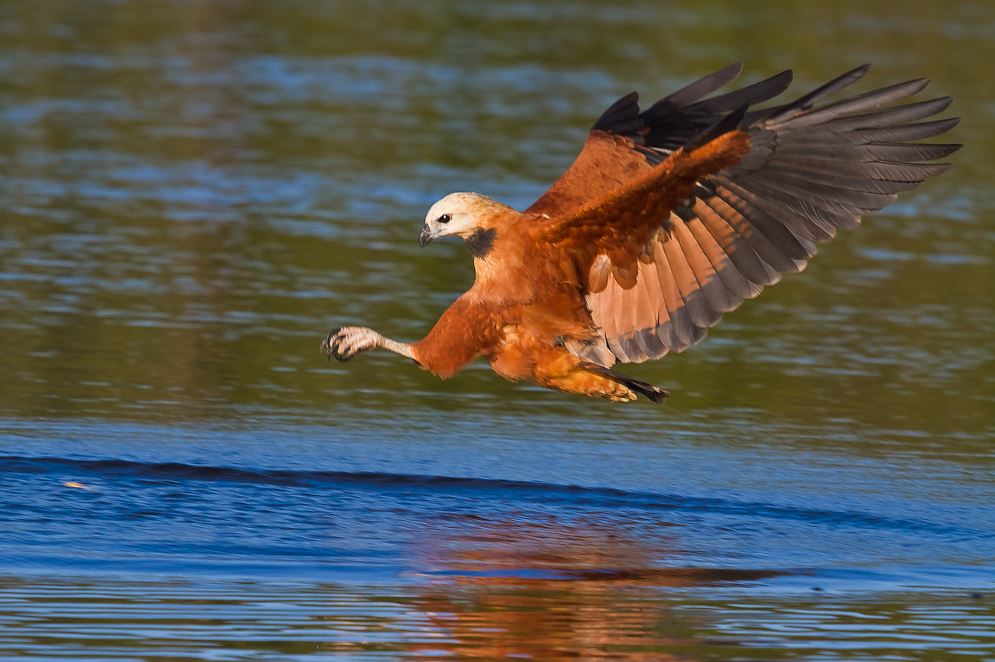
1 0 993 659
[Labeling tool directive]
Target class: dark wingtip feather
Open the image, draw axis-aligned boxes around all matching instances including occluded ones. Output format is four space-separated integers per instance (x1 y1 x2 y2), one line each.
658 62 744 108
766 64 872 123
592 91 641 133
820 97 955 132
930 96 954 115
771 78 937 130
765 68 795 94
683 69 793 118
844 63 873 81
686 104 748 150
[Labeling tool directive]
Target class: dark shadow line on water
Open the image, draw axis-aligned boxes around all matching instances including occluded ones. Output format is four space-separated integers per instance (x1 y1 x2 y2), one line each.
0 455 982 538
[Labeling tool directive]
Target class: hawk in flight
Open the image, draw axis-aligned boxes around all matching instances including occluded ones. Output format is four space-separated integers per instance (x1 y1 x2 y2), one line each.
322 64 959 403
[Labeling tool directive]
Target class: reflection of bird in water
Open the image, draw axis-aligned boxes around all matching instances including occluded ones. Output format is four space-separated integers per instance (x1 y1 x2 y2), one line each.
404 518 780 659
323 63 958 402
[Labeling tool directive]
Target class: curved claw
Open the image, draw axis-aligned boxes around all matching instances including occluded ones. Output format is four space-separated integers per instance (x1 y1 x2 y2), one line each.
321 326 378 363
321 327 341 362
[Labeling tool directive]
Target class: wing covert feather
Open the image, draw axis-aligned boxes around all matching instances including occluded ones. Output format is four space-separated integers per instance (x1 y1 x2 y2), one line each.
527 65 958 366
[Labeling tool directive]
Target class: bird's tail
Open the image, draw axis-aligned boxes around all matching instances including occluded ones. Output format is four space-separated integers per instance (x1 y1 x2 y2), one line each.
579 362 670 404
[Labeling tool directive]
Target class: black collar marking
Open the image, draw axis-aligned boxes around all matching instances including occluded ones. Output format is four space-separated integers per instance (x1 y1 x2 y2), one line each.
466 228 496 258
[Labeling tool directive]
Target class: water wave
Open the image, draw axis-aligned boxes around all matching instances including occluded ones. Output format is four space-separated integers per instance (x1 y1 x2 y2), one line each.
1 455 980 537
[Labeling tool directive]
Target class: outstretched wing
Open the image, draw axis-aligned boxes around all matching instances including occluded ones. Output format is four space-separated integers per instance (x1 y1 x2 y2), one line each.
533 65 960 366
527 63 791 217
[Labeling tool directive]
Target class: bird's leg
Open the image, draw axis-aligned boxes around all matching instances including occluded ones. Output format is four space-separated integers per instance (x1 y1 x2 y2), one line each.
321 326 415 362
527 348 669 403
578 361 669 404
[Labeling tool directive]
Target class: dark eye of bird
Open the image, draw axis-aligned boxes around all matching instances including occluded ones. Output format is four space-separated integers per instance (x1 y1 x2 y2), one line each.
438 214 451 224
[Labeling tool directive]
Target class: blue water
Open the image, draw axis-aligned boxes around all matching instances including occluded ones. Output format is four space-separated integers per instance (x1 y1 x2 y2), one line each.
4 419 992 586
3 419 994 658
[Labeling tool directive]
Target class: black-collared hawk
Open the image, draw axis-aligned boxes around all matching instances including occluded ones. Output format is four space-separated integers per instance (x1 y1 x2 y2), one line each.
322 64 959 403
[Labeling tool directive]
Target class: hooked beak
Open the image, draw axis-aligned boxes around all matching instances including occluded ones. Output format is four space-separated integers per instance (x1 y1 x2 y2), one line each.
419 224 434 248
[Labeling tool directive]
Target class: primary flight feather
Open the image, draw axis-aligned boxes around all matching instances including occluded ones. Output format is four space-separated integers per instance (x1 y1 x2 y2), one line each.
322 64 959 403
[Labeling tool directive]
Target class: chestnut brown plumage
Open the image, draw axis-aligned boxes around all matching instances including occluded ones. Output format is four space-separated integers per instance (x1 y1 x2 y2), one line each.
322 64 959 403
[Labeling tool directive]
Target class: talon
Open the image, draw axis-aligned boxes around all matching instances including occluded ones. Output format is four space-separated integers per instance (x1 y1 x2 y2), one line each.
321 328 341 357
333 345 351 362
322 326 379 363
